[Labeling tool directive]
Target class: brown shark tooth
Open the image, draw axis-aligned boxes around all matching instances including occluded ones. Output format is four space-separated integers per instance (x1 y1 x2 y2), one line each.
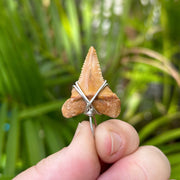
62 46 121 118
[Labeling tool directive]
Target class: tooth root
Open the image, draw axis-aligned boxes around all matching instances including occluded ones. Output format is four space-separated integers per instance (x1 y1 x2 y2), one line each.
62 46 121 118
62 99 86 118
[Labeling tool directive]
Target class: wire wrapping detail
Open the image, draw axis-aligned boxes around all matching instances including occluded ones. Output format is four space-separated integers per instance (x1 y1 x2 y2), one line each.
73 80 108 134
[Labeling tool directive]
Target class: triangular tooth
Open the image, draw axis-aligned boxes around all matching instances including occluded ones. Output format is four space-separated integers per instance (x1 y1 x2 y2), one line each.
71 46 113 98
62 46 121 118
79 46 104 88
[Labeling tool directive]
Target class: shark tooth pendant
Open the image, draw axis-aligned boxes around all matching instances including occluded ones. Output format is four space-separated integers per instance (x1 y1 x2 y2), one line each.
62 46 121 133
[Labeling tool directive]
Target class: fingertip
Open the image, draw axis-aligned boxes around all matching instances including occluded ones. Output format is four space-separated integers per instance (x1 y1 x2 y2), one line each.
137 145 171 178
98 145 171 180
95 119 139 163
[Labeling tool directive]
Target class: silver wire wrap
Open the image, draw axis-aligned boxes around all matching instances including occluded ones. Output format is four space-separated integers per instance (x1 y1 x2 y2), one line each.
73 80 108 134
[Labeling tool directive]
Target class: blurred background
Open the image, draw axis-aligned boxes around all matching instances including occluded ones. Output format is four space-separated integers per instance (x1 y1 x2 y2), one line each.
0 0 180 179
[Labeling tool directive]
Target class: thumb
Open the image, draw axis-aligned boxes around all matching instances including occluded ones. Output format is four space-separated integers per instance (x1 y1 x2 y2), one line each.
14 121 100 180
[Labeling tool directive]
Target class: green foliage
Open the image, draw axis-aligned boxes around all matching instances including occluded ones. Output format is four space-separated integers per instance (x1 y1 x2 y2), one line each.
0 0 180 178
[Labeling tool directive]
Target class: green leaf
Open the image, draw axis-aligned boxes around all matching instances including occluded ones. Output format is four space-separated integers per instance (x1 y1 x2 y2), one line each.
0 176 13 180
42 118 65 154
52 0 73 64
4 106 19 176
167 153 180 166
45 75 78 87
159 143 180 154
171 164 180 179
31 0 52 51
139 112 180 143
81 0 93 47
66 0 82 63
144 128 180 146
0 102 7 165
123 93 141 120
23 119 45 165
19 100 64 119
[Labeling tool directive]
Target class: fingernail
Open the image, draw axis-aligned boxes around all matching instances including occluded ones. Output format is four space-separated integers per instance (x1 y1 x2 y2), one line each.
110 132 121 155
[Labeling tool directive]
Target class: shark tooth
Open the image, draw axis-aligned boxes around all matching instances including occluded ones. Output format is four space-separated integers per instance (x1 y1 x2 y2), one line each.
62 46 121 118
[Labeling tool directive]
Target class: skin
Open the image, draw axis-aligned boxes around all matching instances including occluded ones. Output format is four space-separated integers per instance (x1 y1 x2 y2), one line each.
14 120 171 180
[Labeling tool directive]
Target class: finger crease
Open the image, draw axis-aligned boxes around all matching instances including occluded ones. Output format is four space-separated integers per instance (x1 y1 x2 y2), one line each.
134 161 148 180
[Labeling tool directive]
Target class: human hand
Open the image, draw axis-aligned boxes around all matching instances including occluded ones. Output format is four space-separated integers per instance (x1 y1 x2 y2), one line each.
14 120 170 180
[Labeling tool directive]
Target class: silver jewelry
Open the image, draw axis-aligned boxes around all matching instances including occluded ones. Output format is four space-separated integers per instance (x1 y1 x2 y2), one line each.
73 80 108 134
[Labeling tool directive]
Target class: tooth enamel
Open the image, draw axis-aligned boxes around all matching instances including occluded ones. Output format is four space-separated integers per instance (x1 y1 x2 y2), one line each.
62 46 121 118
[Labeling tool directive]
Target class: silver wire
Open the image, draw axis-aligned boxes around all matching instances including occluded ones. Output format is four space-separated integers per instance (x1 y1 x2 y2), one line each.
89 116 94 135
73 82 89 104
73 80 108 134
89 80 108 104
